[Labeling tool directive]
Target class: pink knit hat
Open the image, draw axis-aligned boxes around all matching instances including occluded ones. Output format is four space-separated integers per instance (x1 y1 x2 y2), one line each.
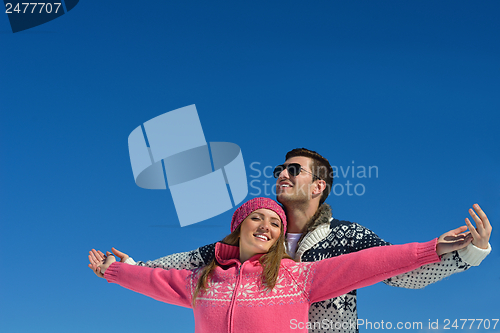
230 197 287 234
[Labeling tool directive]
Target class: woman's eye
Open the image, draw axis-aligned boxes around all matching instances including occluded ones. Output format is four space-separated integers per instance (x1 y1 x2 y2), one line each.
272 223 280 227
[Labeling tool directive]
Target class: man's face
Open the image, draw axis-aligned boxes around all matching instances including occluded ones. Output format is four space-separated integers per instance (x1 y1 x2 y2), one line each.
275 156 316 205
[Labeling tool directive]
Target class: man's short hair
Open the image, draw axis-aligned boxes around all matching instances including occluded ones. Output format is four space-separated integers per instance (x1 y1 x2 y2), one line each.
285 148 334 205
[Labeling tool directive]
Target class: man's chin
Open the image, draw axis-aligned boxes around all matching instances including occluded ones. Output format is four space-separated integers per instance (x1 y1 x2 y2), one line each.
277 193 311 208
276 193 293 204
276 192 285 202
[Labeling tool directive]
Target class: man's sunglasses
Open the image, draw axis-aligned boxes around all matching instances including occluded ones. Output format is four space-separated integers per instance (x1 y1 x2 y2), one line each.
273 163 322 180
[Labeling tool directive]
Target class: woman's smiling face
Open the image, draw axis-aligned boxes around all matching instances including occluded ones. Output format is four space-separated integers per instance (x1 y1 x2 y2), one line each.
238 208 282 262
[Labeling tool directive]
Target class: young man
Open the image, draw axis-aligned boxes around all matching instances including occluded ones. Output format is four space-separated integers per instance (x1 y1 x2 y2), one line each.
90 148 492 333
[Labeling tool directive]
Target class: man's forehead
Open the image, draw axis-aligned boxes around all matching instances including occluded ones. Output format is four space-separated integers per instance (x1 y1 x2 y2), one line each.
284 156 312 166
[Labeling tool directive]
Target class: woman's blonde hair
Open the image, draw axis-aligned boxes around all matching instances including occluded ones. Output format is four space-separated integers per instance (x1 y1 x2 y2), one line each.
192 222 291 306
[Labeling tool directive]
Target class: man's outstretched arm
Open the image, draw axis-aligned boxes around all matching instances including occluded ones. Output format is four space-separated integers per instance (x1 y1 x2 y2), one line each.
135 243 216 269
88 243 217 273
351 204 492 289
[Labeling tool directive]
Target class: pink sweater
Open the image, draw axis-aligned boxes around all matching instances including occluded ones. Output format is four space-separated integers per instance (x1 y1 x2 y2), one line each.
105 239 439 333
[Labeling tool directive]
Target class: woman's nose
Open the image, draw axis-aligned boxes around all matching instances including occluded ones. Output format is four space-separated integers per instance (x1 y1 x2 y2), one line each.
258 220 270 230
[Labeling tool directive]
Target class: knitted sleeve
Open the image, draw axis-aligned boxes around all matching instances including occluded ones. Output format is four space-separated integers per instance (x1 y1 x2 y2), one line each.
307 240 440 304
135 243 216 270
348 223 490 289
384 243 491 288
104 262 194 309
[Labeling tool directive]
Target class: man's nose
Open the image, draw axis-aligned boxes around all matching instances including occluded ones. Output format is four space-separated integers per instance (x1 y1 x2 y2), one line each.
278 167 289 180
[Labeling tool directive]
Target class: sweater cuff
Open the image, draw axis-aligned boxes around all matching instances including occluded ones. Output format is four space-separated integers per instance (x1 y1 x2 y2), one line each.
104 262 122 283
457 242 492 266
124 257 136 265
417 238 441 265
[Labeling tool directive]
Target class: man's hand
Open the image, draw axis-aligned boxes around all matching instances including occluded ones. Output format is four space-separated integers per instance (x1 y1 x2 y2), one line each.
436 226 473 256
465 204 492 249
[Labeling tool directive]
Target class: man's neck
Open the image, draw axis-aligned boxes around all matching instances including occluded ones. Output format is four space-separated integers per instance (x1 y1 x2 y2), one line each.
284 203 319 234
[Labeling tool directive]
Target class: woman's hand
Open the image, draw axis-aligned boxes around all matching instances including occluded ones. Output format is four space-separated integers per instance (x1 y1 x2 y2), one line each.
436 225 473 256
88 247 130 278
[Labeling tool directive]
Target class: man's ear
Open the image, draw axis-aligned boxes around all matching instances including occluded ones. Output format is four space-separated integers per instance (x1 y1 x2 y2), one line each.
312 179 327 195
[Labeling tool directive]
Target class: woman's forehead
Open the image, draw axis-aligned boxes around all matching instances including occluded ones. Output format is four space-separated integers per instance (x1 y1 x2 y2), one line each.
250 208 281 220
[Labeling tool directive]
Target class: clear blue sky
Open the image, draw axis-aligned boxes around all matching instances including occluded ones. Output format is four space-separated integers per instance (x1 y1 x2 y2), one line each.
1 1 498 332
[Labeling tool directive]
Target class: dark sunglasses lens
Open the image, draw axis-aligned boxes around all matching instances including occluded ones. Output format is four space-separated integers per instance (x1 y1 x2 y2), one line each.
287 163 301 176
274 163 303 177
273 165 284 178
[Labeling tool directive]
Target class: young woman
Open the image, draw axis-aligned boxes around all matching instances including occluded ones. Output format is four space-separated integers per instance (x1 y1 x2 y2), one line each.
91 197 474 333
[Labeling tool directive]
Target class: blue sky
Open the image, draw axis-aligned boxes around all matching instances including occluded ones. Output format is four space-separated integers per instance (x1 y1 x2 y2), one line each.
1 1 498 332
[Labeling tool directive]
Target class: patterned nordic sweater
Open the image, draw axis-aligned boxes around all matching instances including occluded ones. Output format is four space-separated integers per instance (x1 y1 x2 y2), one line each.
136 204 490 333
112 240 441 333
